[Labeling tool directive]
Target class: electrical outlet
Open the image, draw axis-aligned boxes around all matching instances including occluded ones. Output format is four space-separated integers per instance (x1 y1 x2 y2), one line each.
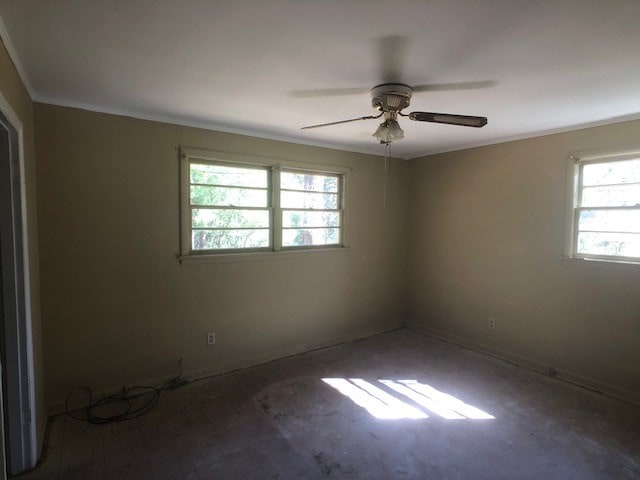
206 332 216 346
488 318 495 330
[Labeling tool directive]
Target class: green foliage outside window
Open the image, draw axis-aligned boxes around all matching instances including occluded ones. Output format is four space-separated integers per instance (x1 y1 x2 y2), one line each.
190 164 269 250
186 161 343 253
282 172 340 247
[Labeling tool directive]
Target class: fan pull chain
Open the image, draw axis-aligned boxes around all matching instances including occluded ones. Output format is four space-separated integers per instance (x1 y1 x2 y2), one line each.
383 142 391 213
386 142 392 175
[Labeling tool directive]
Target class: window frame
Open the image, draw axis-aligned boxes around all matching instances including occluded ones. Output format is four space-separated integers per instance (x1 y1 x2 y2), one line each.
565 145 640 265
279 167 344 251
179 148 349 260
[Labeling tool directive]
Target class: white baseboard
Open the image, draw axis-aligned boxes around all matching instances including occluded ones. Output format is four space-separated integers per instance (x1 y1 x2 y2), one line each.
47 321 402 416
406 322 640 407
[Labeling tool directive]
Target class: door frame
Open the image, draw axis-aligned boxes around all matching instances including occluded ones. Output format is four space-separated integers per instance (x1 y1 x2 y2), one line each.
0 91 37 474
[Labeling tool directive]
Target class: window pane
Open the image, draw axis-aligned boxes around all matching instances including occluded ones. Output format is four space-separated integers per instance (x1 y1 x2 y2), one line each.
581 184 640 207
577 231 640 257
281 172 338 192
282 210 340 228
191 185 267 207
582 159 640 186
578 209 640 234
192 209 269 229
281 191 338 209
282 228 340 247
190 163 268 188
192 228 270 250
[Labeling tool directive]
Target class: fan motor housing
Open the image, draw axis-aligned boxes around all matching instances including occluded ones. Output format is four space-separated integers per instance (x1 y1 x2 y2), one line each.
371 83 413 112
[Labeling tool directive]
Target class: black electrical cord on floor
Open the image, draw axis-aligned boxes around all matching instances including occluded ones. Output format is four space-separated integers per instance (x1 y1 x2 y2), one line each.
65 366 184 424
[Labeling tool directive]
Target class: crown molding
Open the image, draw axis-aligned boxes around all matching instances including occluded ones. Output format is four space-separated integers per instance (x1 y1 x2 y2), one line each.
413 111 640 159
30 93 640 163
36 95 399 159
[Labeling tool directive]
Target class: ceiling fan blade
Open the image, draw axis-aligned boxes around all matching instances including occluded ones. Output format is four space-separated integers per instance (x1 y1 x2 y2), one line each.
290 87 370 98
292 35 411 98
412 81 496 92
377 35 409 83
301 113 383 130
408 111 488 128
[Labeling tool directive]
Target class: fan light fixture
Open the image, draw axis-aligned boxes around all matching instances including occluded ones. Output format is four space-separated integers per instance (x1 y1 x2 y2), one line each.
373 113 404 144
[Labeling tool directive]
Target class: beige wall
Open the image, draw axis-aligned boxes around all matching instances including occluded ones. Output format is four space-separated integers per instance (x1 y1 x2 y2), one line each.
34 103 408 408
31 91 640 410
0 40 45 451
407 121 640 400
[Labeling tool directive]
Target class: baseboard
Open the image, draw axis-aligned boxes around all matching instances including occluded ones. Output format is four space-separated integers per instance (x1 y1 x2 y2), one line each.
185 321 401 383
47 321 402 416
405 322 640 407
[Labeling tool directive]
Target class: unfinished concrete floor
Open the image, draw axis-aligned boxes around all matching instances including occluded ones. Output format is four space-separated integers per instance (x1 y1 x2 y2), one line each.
18 329 640 479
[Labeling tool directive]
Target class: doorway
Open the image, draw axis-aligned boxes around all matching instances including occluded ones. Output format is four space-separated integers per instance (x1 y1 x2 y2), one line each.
0 102 36 476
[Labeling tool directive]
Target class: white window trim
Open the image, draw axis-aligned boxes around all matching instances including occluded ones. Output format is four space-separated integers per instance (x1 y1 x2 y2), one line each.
280 167 344 251
564 145 640 266
179 148 351 262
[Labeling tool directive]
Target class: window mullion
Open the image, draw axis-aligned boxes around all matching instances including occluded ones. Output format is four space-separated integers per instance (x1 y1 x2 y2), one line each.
190 183 268 191
572 163 584 257
339 174 346 247
577 229 640 235
577 163 585 207
582 180 640 188
576 206 640 212
191 205 270 211
180 155 190 255
272 165 282 251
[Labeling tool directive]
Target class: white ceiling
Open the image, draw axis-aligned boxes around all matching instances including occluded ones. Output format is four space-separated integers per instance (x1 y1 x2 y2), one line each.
2 0 640 159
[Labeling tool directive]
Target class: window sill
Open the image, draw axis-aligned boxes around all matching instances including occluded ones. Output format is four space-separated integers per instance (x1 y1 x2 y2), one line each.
561 255 640 269
178 246 350 265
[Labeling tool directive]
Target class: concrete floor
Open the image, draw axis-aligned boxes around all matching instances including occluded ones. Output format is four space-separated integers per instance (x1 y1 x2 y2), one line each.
17 329 640 479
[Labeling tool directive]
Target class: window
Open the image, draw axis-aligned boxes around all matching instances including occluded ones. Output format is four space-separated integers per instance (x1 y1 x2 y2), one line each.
566 147 640 263
280 170 341 247
180 149 346 257
190 162 271 251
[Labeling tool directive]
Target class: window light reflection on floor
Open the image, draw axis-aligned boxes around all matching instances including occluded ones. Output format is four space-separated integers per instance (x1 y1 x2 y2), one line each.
322 378 494 420
321 378 427 419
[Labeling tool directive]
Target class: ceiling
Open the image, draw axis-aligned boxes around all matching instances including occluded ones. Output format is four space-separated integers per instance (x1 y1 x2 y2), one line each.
2 0 640 159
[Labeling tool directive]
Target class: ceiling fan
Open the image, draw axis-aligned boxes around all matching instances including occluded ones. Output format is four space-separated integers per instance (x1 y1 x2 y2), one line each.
298 36 490 144
302 82 487 144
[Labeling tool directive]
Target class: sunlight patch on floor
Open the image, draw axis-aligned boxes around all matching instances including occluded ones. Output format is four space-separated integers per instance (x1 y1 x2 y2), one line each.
321 378 427 419
322 378 494 420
